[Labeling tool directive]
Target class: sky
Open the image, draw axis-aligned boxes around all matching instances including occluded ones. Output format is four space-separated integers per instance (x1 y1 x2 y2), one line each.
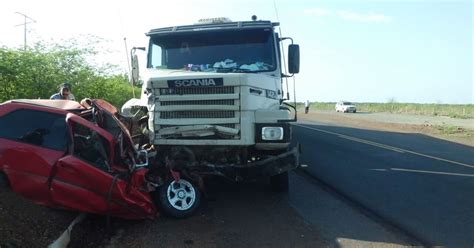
0 0 472 104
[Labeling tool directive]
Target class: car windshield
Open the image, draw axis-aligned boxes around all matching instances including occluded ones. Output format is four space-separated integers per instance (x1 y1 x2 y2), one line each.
343 102 353 105
148 29 276 73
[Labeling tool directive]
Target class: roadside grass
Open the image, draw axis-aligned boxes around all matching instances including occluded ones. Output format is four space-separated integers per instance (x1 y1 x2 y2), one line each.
435 125 470 135
297 102 474 119
433 124 473 143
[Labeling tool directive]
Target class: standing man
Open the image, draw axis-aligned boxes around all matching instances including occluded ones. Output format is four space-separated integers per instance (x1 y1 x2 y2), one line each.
50 83 75 100
304 100 310 114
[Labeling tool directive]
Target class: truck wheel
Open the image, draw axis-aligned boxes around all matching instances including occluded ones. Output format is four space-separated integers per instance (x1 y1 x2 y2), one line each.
270 172 289 192
157 178 201 218
0 172 9 188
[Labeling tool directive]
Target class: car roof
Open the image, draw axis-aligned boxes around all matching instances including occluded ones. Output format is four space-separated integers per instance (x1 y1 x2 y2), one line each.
3 99 85 111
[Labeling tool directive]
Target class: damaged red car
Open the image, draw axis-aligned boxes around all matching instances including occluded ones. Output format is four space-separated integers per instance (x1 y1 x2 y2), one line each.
0 99 201 219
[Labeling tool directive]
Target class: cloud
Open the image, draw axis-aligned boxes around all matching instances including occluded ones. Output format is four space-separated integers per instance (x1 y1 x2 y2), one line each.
305 8 392 23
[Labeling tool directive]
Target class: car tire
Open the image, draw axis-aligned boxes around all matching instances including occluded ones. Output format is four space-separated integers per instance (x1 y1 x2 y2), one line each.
0 172 9 188
270 171 289 192
353 110 357 113
156 178 201 218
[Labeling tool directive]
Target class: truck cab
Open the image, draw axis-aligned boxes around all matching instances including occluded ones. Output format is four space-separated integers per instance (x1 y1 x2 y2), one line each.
124 17 300 191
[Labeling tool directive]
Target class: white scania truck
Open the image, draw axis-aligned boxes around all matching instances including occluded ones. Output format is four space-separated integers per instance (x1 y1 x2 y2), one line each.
124 17 300 195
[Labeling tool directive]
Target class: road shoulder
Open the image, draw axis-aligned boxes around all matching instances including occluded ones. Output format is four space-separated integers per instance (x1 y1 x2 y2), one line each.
298 110 474 147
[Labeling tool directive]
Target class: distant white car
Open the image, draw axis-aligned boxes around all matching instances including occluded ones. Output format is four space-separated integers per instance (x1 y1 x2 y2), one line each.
335 101 357 113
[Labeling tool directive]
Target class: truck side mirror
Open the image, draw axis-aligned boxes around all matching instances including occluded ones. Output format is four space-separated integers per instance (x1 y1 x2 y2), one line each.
131 54 140 85
288 44 300 74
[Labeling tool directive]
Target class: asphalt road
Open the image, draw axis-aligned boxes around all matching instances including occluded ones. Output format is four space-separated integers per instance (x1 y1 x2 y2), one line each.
293 122 474 247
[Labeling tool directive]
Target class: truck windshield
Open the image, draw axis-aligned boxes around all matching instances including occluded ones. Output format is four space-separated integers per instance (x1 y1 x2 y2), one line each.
149 29 276 73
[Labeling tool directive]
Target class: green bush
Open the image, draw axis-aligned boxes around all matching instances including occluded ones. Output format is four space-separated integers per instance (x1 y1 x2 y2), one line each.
0 39 136 108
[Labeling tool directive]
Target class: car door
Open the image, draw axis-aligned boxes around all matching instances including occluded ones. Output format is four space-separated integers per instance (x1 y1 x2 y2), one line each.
49 113 155 219
0 108 68 205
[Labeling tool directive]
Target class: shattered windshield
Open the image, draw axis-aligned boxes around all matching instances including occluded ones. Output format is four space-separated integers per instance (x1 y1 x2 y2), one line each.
149 29 276 73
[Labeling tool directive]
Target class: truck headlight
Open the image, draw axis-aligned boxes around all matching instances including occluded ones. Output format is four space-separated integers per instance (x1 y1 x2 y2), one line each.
262 127 284 140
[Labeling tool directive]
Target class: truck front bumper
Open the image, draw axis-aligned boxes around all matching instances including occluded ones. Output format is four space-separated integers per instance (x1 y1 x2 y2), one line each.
190 144 301 181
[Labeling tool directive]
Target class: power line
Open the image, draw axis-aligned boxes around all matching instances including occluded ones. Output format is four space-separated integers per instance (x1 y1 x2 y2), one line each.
14 12 36 50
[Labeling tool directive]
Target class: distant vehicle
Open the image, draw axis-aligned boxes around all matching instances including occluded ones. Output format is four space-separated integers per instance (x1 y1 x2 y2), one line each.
335 101 357 113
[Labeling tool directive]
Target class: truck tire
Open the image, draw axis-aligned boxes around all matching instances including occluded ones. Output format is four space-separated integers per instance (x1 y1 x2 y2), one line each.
0 172 9 188
270 172 289 192
156 178 201 218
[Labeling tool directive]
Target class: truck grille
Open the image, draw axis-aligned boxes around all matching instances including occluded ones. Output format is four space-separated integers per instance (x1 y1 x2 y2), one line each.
160 99 234 106
154 85 240 141
160 124 236 129
159 86 234 95
160 111 235 119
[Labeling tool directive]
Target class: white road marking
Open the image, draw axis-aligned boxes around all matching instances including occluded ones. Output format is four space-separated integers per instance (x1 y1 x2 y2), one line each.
390 168 474 177
294 124 474 169
338 135 405 153
48 213 87 248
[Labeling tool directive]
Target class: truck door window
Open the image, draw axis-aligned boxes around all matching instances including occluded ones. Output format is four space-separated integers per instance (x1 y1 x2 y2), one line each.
72 123 111 172
150 44 163 68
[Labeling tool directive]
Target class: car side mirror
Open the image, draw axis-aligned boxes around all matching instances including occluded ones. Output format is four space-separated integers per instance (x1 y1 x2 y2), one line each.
288 44 300 74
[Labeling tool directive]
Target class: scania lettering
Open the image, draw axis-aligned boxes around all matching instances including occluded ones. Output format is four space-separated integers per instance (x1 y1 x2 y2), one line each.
170 78 220 87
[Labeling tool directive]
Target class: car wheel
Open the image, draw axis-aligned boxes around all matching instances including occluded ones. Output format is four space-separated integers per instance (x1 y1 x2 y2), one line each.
156 178 201 218
0 172 10 188
353 110 357 113
270 171 289 192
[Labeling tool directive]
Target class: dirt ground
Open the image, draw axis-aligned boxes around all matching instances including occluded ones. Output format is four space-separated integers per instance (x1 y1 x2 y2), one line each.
0 188 78 247
299 110 474 147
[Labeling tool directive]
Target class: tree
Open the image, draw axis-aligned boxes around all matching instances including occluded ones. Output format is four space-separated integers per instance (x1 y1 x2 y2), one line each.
0 37 136 107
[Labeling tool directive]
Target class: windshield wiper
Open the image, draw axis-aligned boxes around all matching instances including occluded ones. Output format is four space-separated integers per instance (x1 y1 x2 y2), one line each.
213 66 258 73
